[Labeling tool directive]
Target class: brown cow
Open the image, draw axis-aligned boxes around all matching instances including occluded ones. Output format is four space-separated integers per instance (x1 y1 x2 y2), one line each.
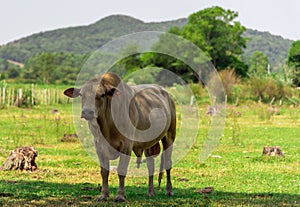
64 72 176 202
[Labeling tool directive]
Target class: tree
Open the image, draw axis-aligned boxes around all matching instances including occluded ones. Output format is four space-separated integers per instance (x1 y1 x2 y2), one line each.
23 52 88 84
24 53 56 84
0 58 8 72
141 6 248 79
287 40 300 86
176 6 247 75
249 51 269 77
111 45 142 78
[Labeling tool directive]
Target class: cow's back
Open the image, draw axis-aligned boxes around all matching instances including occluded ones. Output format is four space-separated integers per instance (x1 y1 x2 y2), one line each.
130 85 175 146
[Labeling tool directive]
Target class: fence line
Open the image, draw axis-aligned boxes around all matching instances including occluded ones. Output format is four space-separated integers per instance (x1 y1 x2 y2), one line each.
0 86 67 107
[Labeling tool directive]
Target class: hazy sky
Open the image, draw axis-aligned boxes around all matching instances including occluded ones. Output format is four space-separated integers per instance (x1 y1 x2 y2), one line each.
0 0 299 45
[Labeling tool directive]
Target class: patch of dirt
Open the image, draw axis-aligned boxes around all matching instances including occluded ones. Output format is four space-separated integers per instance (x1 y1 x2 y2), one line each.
0 192 13 197
177 178 189 182
61 134 78 142
197 186 214 194
262 146 284 157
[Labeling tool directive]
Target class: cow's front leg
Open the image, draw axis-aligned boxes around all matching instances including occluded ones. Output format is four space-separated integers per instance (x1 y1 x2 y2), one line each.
96 152 110 201
97 166 110 201
89 120 110 201
114 153 130 202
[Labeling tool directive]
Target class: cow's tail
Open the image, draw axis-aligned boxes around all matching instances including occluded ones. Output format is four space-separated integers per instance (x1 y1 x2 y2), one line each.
136 156 142 168
158 151 165 189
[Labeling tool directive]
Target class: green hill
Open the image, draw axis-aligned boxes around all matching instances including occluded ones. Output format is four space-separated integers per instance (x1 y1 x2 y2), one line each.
0 15 293 67
243 29 293 68
0 15 187 63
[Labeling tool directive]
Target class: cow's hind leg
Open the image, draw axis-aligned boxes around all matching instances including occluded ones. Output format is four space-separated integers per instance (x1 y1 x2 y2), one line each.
158 152 164 189
162 136 174 196
145 149 155 196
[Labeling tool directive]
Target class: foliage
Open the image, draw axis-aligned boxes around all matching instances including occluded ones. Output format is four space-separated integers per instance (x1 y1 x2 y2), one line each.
287 40 300 86
0 15 187 63
0 10 295 91
0 14 293 76
122 67 161 85
248 51 269 77
218 68 241 101
242 29 293 68
182 7 247 69
273 64 295 85
189 83 207 103
143 6 248 79
247 76 291 102
0 59 23 81
168 84 195 105
288 41 300 67
140 52 197 85
110 45 142 78
23 52 89 84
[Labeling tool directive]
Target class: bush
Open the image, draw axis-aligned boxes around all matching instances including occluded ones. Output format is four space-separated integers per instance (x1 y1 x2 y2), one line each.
218 68 241 102
123 67 160 85
248 76 291 102
189 83 207 101
168 84 193 105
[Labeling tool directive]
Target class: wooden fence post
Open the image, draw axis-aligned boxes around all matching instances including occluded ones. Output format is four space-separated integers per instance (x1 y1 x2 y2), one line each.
2 87 5 106
31 84 34 105
0 85 66 106
7 87 10 106
43 89 46 105
19 88 22 103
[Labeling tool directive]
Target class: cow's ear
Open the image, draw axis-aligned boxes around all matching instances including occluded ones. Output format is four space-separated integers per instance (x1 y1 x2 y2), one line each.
64 88 80 98
106 87 121 98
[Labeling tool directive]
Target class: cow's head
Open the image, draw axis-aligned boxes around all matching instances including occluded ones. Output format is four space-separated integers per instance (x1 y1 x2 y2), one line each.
64 73 121 121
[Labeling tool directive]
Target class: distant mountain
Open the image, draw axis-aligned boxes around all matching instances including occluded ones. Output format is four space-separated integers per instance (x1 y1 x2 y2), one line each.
0 15 293 67
0 15 187 63
242 29 293 68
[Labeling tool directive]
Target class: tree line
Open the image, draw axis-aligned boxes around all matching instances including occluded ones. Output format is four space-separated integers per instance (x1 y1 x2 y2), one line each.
0 6 299 87
0 53 89 85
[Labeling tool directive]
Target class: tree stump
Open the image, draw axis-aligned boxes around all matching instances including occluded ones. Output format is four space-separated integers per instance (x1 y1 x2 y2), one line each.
262 146 284 157
0 146 38 171
61 133 78 142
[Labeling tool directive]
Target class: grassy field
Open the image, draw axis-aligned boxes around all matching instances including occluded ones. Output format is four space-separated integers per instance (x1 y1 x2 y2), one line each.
0 103 299 207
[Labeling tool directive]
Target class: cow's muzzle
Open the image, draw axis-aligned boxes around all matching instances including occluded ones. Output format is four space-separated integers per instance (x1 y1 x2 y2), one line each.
81 108 95 120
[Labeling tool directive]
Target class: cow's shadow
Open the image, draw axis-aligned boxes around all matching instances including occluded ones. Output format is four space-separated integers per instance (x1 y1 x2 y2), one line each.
0 180 298 206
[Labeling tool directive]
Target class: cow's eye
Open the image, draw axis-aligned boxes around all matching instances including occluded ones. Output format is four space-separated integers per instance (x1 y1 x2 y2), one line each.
96 94 105 99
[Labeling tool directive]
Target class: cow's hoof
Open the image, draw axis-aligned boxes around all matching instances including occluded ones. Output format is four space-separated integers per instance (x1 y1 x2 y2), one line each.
114 195 126 202
96 195 108 202
166 191 174 196
146 191 155 197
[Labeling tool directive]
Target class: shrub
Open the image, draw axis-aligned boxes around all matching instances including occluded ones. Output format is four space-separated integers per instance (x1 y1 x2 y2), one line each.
248 76 291 102
189 83 207 100
218 68 241 101
168 84 193 105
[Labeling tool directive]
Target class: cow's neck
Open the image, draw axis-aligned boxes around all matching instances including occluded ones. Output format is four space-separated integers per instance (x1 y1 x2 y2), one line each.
96 86 136 146
97 98 115 137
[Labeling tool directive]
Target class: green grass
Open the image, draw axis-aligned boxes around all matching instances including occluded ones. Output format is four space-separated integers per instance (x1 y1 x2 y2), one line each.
0 103 299 206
